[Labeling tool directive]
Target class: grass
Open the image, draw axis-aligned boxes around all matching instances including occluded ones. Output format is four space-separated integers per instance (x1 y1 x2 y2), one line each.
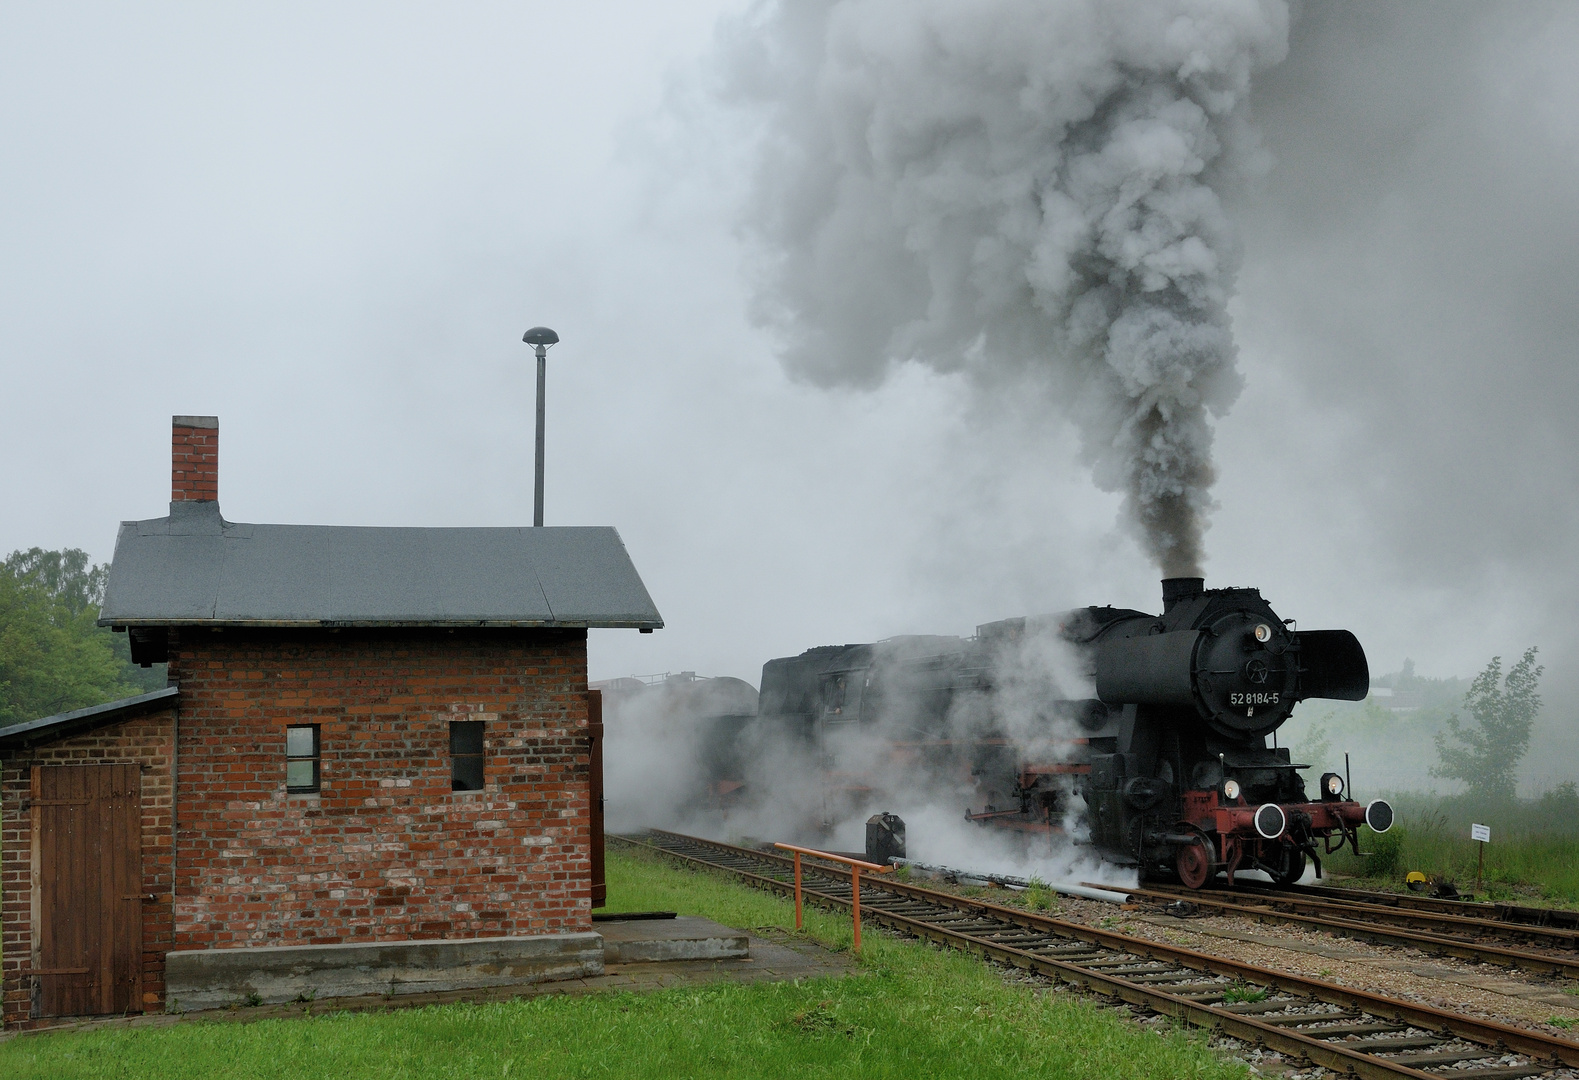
1220 982 1267 1005
1019 877 1062 915
1324 791 1579 905
0 843 1250 1080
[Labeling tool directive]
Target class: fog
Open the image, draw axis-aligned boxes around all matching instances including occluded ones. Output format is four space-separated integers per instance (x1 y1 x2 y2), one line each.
3 2 1577 799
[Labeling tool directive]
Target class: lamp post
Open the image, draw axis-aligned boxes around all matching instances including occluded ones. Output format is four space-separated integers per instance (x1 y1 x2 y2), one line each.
522 326 559 527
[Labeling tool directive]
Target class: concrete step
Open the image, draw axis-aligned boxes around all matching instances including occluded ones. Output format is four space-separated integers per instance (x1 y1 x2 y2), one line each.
164 932 604 1010
598 917 749 964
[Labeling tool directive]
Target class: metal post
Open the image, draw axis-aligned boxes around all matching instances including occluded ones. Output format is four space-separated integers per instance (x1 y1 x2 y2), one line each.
773 841 890 947
793 851 803 930
852 866 862 952
533 344 546 527
1477 840 1485 892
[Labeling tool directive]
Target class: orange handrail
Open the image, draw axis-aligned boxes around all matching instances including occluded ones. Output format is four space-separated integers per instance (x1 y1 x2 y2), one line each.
773 842 894 952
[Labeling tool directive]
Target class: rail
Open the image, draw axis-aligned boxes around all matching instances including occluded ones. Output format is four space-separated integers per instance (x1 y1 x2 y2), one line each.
1107 880 1579 977
772 842 892 951
1224 877 1579 929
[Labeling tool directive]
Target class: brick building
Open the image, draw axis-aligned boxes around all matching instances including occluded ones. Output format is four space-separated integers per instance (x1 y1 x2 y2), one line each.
1 416 661 1027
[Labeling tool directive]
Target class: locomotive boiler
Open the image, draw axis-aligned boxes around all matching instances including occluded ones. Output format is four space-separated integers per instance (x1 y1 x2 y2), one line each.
750 577 1394 889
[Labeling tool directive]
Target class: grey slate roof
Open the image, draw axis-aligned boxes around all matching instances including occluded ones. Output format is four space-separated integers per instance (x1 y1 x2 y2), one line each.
0 687 179 751
98 502 663 629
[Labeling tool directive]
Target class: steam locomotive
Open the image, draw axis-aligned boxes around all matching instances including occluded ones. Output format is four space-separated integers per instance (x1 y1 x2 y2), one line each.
747 577 1394 888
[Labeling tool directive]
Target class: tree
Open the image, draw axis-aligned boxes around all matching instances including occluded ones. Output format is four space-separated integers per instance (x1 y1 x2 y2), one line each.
0 547 165 727
1430 647 1543 801
1291 718 1333 775
3 548 107 615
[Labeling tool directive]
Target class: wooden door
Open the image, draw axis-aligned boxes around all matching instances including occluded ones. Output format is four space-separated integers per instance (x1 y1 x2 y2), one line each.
34 764 142 1017
587 690 606 908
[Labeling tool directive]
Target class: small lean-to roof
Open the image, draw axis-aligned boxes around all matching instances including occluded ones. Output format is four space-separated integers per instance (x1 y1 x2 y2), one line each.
98 502 663 629
0 687 179 751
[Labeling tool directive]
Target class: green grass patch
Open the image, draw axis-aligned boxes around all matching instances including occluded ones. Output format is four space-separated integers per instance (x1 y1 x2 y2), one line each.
1221 982 1267 1005
1018 877 1062 915
0 843 1248 1079
1325 792 1579 905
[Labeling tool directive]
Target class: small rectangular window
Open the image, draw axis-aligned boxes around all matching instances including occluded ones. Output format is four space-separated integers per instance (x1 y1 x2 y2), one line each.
822 674 848 716
451 720 485 791
286 725 320 793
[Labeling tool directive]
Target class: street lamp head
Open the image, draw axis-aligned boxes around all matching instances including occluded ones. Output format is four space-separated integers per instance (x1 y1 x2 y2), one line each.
522 326 559 348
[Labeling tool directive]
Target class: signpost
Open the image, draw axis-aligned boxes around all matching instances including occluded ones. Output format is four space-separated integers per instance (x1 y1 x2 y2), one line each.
1471 823 1491 890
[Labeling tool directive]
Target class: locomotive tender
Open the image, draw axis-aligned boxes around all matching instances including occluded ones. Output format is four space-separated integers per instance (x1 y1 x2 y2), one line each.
753 577 1394 889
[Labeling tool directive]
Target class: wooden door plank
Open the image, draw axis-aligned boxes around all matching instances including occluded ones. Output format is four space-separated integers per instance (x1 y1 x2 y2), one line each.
43 766 65 1015
96 765 113 1015
103 765 122 1015
113 765 142 1013
40 766 66 1016
29 766 41 1020
88 765 107 1017
88 765 105 1016
46 765 90 1017
73 765 96 1017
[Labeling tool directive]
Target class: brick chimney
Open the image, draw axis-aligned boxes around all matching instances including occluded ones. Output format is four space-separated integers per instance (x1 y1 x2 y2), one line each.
171 415 219 503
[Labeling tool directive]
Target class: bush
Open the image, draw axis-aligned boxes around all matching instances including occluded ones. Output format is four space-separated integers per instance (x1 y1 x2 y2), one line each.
1360 825 1405 879
1538 782 1579 826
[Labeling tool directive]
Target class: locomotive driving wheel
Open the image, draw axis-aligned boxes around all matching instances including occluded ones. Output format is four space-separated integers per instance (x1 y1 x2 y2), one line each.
1176 834 1216 890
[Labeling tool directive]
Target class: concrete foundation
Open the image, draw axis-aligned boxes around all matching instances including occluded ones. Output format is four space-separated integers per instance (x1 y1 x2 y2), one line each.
164 932 604 1011
598 917 748 964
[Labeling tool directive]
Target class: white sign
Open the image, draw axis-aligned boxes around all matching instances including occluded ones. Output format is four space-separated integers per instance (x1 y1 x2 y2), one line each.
1471 823 1491 843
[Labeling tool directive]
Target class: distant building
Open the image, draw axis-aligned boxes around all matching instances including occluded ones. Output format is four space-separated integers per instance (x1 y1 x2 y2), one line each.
1366 686 1424 713
2 416 661 1028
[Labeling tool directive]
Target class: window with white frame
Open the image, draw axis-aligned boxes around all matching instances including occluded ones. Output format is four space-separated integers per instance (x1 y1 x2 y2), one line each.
286 724 320 793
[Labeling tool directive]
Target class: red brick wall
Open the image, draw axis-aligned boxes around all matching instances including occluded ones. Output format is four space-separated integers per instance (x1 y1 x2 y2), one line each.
170 420 218 502
166 627 591 954
1 709 176 1029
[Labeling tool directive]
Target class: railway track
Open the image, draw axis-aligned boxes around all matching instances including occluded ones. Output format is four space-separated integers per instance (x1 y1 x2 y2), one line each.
616 829 1579 1080
1110 881 1579 979
1224 881 1579 932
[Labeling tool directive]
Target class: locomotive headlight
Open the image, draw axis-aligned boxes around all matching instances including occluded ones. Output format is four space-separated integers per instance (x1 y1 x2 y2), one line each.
1222 778 1241 801
1253 623 1272 643
1321 772 1344 799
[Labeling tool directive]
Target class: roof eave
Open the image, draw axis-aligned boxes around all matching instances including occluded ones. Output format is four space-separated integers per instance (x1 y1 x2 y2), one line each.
99 618 664 630
0 687 180 752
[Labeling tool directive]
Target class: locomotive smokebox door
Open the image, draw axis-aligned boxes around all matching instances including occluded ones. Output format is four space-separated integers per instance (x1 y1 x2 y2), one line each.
866 812 906 864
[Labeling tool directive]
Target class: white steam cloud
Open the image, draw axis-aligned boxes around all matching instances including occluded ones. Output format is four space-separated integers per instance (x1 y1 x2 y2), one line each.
726 0 1290 575
602 622 1137 890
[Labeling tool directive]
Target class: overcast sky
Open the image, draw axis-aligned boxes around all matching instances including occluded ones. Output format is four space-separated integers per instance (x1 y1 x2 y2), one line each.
3 2 1576 784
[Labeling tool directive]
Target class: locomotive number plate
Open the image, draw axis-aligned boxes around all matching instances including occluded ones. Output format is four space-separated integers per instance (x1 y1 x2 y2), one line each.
1230 692 1280 706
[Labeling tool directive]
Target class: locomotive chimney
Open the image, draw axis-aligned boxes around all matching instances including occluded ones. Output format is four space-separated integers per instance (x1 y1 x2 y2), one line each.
1161 576 1204 612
